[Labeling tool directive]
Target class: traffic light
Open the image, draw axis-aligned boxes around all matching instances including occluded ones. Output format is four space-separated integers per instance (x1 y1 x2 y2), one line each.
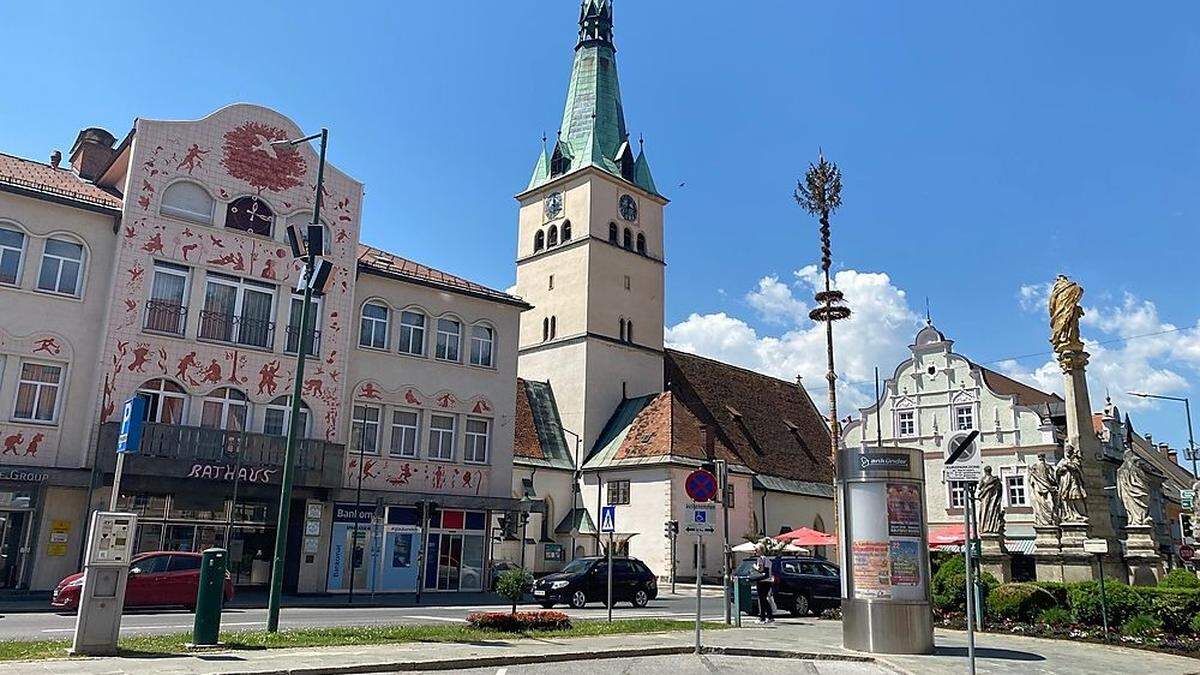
1181 513 1195 544
664 520 679 537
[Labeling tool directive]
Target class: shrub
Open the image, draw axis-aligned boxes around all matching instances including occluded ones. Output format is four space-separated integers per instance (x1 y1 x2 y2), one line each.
986 583 1058 623
1136 587 1200 634
466 610 571 631
1067 580 1146 628
1189 612 1200 635
1036 606 1073 626
1032 581 1069 607
495 568 533 609
931 555 998 614
1159 569 1200 590
1120 613 1163 638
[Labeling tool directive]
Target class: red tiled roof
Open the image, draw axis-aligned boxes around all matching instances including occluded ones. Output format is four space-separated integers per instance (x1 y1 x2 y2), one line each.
357 244 528 307
515 379 546 460
612 391 743 464
0 152 122 210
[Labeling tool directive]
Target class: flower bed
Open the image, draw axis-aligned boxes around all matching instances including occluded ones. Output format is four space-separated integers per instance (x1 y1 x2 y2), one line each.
466 610 572 632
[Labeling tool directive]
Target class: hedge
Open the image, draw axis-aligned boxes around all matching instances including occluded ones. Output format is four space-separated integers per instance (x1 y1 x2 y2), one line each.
931 555 998 614
986 583 1058 623
1066 580 1146 627
466 610 571 631
1159 568 1200 590
1137 587 1200 634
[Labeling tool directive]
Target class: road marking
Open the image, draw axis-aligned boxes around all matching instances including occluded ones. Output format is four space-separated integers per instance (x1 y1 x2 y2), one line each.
496 669 507 675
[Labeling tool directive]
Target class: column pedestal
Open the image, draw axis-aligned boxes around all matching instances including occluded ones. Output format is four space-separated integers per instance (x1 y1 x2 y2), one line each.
978 533 1012 582
1124 525 1164 586
1033 525 1063 582
1058 522 1096 582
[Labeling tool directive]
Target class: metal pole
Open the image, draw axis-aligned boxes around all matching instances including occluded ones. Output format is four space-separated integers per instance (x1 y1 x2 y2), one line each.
267 128 326 633
349 435 365 605
595 474 603 554
966 488 983 631
568 432 581 561
606 530 614 622
963 482 977 675
1184 398 1196 478
718 460 731 625
694 533 703 655
225 433 245 549
671 528 677 595
1098 554 1109 639
415 500 428 604
109 452 125 511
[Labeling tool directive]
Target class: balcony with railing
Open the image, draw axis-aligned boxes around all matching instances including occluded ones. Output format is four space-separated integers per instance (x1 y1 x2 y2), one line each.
97 421 343 489
144 300 188 336
285 325 321 356
198 310 276 349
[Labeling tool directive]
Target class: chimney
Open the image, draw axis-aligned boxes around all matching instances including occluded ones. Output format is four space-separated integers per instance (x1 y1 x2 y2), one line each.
49 150 62 168
1169 448 1179 464
68 127 118 181
700 424 715 459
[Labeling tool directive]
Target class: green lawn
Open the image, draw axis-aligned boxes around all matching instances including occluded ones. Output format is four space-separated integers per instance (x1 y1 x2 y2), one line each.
0 618 727 662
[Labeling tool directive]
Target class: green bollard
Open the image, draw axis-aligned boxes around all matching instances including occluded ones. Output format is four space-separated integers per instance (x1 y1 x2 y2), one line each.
191 548 227 647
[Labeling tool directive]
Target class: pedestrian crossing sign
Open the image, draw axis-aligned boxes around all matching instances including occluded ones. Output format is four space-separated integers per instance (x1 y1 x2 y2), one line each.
600 505 616 533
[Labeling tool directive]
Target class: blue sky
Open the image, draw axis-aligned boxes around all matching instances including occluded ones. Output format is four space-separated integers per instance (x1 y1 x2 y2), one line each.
3 2 1199 455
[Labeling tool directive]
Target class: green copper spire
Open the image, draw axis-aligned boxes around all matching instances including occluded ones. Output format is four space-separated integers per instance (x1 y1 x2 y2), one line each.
528 0 659 196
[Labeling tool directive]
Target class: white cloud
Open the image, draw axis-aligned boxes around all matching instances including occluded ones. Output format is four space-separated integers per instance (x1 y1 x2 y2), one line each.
666 267 922 414
1018 282 1053 313
998 292 1200 412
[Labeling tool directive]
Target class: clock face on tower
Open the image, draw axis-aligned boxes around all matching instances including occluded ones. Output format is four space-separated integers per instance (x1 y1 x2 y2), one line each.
544 191 564 220
619 194 638 222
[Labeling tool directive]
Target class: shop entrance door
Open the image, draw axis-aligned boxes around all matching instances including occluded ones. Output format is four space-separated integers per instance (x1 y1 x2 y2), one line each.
428 533 463 591
0 511 28 589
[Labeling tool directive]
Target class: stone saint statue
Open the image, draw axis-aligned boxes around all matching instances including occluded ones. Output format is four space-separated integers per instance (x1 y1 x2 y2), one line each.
1056 444 1088 523
1048 275 1086 357
1117 448 1153 527
975 465 1005 536
1027 454 1060 527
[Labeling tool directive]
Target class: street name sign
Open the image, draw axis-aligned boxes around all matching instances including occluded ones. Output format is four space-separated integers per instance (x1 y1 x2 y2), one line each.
600 505 616 533
943 430 981 482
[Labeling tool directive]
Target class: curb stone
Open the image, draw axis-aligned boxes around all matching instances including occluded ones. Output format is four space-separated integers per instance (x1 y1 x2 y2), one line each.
237 645 876 674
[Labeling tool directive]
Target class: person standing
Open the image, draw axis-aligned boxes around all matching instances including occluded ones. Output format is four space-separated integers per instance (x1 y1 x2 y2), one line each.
754 544 775 624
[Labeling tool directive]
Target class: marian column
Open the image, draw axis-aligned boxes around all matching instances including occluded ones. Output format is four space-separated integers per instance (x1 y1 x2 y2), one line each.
1048 275 1119 581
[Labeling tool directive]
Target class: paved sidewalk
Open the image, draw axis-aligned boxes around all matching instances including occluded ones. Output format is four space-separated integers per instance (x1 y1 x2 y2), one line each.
4 618 1197 675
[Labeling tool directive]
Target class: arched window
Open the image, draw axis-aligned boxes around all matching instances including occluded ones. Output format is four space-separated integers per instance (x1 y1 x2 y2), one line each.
200 387 248 432
619 317 626 342
359 301 390 349
623 228 632 250
549 316 557 339
264 395 311 438
533 230 545 252
626 320 633 343
435 317 462 362
636 233 646 255
543 317 550 342
0 224 26 286
225 196 273 237
136 378 187 425
608 222 618 243
398 309 427 356
36 237 85 296
161 181 215 225
470 324 495 367
547 224 558 247
561 221 572 241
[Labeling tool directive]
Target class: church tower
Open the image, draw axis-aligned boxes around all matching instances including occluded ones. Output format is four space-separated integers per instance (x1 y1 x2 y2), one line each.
515 0 667 451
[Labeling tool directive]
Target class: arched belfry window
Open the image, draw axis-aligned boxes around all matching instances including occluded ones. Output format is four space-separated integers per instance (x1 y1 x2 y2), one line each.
619 317 626 341
225 196 273 237
623 228 632 250
608 223 618 244
636 233 646 255
548 225 558 247
549 316 557 339
561 221 572 241
626 320 634 343
534 230 545 252
550 141 571 177
542 317 550 342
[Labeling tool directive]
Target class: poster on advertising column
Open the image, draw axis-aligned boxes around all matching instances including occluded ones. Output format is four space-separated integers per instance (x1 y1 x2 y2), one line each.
851 540 891 599
886 483 922 538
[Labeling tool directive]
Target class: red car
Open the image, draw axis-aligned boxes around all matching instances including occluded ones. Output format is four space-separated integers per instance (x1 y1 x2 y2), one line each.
51 551 234 611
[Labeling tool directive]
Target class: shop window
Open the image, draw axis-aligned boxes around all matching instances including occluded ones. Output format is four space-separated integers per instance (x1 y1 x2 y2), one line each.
607 479 630 505
13 361 62 422
168 493 227 521
37 237 85 296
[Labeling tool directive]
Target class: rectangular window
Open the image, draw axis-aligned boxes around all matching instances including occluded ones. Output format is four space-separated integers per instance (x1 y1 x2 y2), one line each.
264 403 307 437
607 479 630 505
1004 469 1028 507
428 414 456 461
548 275 554 290
145 262 190 335
0 227 25 285
285 295 321 356
898 410 915 437
351 404 381 455
398 310 426 356
955 405 974 431
948 481 966 509
390 409 420 458
199 274 275 349
359 303 389 349
13 361 62 422
435 318 461 362
624 275 631 290
469 325 494 367
464 417 489 464
36 238 84 296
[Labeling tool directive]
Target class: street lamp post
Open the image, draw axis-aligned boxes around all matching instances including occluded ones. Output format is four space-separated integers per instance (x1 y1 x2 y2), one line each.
560 426 583 560
1128 392 1197 477
266 128 328 633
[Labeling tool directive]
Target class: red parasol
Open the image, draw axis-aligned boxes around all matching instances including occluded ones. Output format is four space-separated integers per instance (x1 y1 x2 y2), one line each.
928 524 966 546
776 526 837 547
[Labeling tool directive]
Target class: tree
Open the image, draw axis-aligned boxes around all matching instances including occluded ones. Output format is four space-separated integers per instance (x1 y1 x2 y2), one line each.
496 567 533 615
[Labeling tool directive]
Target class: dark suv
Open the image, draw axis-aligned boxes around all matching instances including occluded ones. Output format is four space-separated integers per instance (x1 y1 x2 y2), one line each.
733 556 840 616
531 556 658 609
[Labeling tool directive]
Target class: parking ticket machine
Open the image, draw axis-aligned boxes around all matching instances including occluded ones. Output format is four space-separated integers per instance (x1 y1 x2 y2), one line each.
71 511 137 655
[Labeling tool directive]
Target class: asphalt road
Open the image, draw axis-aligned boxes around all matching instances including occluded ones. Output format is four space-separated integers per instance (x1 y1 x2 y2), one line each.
0 591 731 640
426 654 885 675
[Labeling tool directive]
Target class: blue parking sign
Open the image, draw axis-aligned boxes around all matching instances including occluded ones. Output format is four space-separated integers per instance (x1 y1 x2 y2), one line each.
117 397 146 454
